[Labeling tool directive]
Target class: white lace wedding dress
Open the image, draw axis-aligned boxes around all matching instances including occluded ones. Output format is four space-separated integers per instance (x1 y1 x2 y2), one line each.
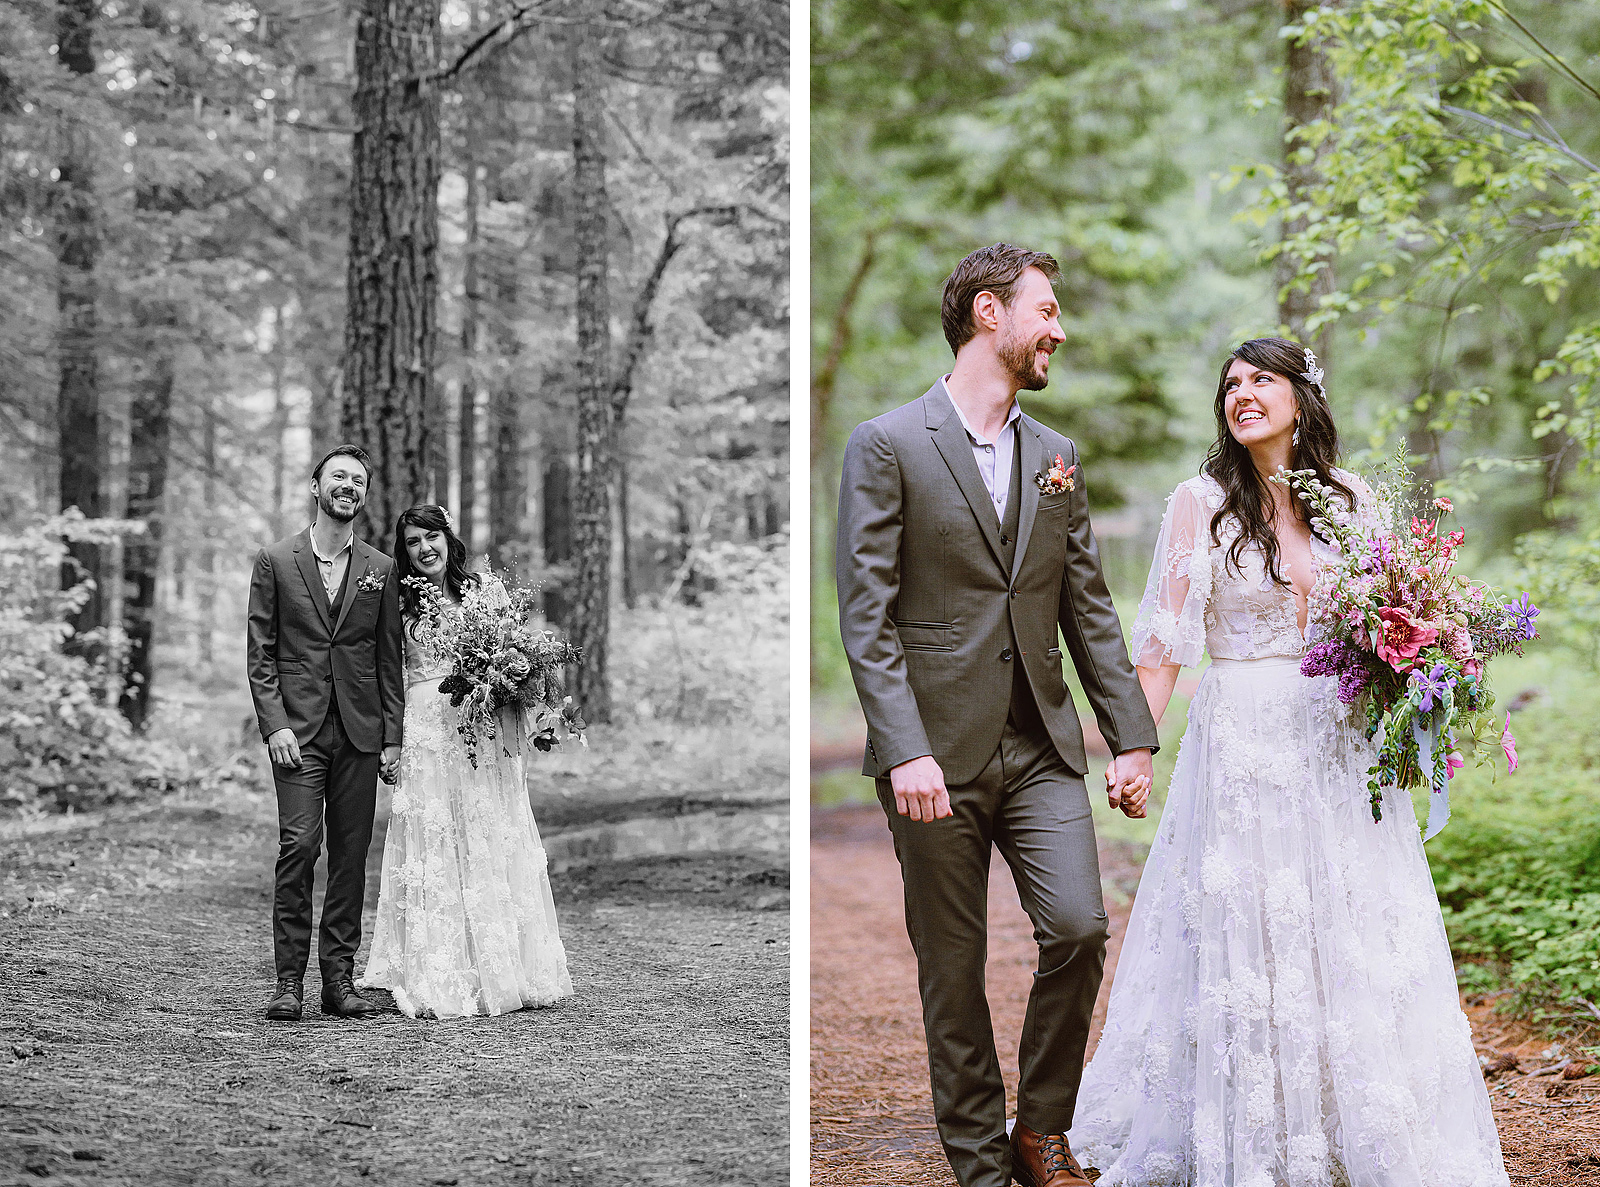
1067 473 1507 1187
359 579 573 1019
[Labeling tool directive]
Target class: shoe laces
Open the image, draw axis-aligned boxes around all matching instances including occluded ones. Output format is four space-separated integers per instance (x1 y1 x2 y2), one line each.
1040 1132 1071 1177
331 975 356 997
274 979 299 996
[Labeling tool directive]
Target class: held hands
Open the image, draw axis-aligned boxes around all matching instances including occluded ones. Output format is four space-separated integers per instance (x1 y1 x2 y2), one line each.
379 745 401 785
266 728 301 769
888 755 953 823
1105 748 1154 818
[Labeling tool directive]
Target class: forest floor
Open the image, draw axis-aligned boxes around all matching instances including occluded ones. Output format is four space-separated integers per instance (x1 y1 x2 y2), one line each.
810 804 1600 1187
0 731 789 1187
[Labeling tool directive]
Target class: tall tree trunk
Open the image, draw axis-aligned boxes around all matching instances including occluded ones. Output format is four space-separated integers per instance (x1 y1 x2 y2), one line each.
198 393 216 665
542 452 574 629
55 0 102 652
812 229 875 469
1277 0 1338 357
270 304 290 539
570 29 612 722
342 0 442 539
121 312 175 729
488 256 524 575
457 156 481 555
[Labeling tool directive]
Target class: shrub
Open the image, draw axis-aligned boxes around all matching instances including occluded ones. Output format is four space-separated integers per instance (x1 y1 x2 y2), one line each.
1426 653 1600 1010
0 513 185 814
611 531 787 730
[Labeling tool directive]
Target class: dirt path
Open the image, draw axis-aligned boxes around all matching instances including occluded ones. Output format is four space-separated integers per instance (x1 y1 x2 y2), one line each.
810 804 1599 1186
0 780 787 1187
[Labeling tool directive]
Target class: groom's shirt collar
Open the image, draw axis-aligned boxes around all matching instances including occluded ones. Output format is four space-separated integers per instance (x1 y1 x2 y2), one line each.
307 525 354 600
945 379 1020 523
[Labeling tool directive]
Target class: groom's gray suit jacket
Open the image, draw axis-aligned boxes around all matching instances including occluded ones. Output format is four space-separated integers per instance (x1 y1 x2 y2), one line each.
837 379 1158 786
246 528 405 754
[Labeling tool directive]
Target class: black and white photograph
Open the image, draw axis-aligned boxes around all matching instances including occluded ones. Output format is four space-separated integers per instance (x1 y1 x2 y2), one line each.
0 0 790 1182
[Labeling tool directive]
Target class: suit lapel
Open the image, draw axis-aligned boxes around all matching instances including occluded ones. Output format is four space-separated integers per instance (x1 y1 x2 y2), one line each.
333 540 369 639
292 530 334 634
925 381 1007 574
1011 418 1044 583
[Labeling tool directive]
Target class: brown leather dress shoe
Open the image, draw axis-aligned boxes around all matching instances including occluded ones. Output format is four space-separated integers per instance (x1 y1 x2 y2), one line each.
265 978 302 1022
1010 1122 1095 1187
320 975 379 1018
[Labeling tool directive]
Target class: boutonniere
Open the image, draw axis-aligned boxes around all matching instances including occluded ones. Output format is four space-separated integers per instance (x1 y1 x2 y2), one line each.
1033 454 1077 495
356 569 386 594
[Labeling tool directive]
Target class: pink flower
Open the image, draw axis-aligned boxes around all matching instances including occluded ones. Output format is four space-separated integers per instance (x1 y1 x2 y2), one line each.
1433 497 1454 513
1500 713 1518 774
1375 606 1439 672
1463 657 1481 677
1446 751 1465 780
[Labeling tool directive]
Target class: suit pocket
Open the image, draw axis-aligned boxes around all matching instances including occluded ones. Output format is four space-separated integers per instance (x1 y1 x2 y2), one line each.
1037 494 1070 514
277 660 305 673
894 620 953 652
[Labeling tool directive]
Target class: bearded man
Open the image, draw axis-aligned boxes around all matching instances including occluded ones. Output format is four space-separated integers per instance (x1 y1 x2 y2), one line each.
246 444 405 1022
835 244 1159 1187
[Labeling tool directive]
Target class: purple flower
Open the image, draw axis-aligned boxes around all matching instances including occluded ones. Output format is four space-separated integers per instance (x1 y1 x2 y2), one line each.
1337 665 1373 704
1505 593 1540 641
1410 662 1455 715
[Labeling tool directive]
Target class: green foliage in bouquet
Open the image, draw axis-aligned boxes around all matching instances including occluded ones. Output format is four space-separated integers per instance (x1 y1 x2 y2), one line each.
1275 448 1539 831
405 576 585 767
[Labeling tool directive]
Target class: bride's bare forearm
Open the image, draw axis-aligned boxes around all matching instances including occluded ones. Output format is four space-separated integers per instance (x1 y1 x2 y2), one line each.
1136 663 1181 727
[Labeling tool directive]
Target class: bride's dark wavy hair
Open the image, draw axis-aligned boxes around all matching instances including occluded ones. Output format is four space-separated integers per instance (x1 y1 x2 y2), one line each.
393 504 479 630
1203 336 1355 586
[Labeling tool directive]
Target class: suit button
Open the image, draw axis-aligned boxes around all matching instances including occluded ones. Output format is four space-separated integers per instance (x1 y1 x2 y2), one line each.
1000 533 1010 545
324 673 333 682
1010 588 1018 599
1000 648 1012 662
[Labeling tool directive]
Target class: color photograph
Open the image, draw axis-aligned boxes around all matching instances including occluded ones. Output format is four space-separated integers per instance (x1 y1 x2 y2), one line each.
811 3 1600 1184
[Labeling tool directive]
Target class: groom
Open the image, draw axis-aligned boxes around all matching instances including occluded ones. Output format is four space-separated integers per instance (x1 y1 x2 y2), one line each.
836 244 1159 1187
246 444 405 1022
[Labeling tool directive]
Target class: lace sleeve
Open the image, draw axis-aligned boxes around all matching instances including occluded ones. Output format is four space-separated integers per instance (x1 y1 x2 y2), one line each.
1129 481 1213 668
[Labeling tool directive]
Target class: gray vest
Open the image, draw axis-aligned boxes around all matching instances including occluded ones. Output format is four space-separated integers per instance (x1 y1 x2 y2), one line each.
995 429 1043 734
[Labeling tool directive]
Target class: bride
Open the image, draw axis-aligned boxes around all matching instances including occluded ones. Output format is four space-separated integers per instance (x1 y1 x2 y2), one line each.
359 504 574 1019
1067 339 1507 1185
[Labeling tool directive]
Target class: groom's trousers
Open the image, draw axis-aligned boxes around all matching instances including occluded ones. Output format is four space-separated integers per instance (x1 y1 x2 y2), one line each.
877 719 1107 1187
270 697 380 984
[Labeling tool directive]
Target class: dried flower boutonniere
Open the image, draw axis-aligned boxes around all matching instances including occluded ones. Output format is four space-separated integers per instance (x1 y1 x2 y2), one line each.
356 569 387 595
1033 454 1077 495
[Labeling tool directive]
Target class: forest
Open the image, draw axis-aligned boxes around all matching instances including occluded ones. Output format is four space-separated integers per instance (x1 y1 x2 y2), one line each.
0 0 790 807
811 0 1600 1137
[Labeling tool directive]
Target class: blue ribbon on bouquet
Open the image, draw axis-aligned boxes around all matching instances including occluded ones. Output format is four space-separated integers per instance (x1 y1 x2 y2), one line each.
1410 664 1457 841
1412 715 1450 841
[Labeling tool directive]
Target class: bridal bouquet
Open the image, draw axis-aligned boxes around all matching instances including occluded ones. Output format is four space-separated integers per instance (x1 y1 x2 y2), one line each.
1272 459 1539 837
404 576 586 766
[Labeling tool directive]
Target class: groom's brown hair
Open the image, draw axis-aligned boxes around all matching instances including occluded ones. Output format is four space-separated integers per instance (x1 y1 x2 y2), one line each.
940 243 1060 355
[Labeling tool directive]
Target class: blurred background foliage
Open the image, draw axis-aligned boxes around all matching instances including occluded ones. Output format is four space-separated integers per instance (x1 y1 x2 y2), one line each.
812 0 1600 1039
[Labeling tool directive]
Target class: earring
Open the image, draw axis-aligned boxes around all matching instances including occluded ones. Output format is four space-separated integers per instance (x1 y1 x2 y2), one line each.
1293 420 1302 448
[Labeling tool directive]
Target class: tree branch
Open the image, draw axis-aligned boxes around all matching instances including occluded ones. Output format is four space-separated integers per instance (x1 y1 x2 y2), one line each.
608 204 753 430
1440 104 1600 176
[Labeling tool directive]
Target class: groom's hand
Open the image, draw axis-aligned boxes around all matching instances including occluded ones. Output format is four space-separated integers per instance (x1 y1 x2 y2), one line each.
1106 749 1154 818
888 756 952 823
379 745 401 785
266 728 301 769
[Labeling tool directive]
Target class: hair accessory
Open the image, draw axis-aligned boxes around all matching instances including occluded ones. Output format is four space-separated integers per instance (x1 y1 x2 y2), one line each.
1301 347 1325 397
440 506 456 532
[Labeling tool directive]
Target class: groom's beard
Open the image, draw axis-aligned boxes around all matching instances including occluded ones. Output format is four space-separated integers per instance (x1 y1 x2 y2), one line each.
319 487 363 523
999 327 1053 392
